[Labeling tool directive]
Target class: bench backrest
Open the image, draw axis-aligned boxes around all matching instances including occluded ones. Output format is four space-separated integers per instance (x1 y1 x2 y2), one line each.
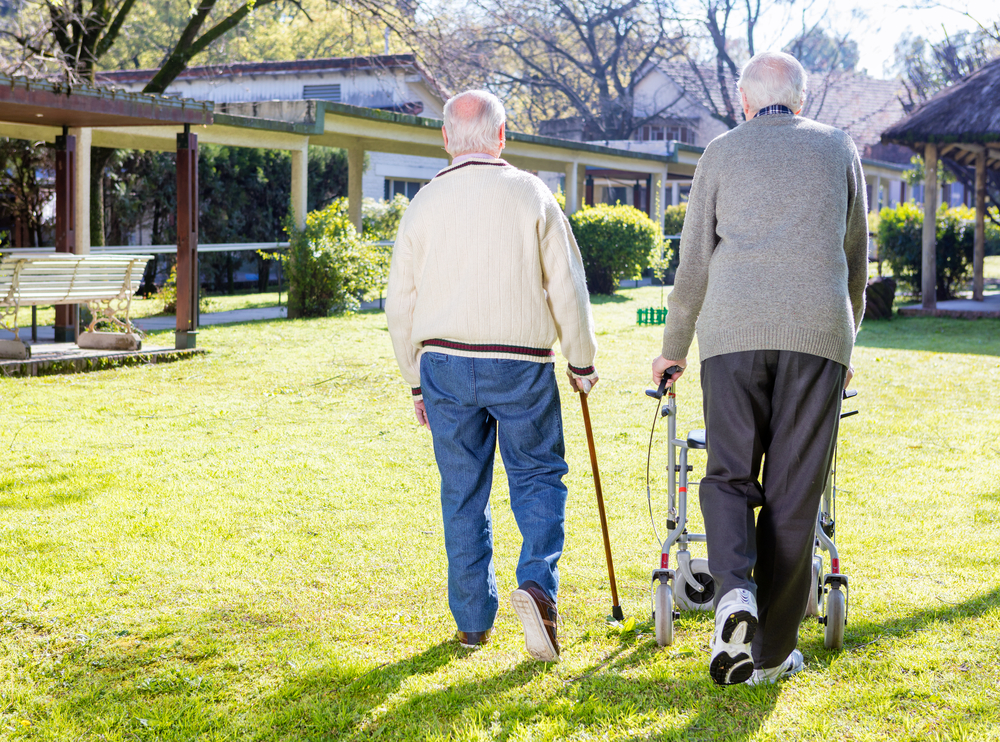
0 253 152 307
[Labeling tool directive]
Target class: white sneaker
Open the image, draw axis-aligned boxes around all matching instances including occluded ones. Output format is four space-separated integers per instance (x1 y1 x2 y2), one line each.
709 588 758 685
746 648 804 685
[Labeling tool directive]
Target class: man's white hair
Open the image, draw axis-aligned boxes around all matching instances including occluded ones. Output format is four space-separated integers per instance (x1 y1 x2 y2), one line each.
737 51 807 114
443 90 506 156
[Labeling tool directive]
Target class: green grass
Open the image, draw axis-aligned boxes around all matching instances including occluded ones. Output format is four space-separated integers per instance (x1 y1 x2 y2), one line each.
2 287 999 741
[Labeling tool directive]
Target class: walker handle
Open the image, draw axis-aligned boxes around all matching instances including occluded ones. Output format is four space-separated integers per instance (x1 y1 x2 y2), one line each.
646 365 683 399
843 389 857 399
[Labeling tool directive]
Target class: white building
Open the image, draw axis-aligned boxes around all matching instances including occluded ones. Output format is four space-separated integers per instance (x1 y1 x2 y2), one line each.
97 54 450 201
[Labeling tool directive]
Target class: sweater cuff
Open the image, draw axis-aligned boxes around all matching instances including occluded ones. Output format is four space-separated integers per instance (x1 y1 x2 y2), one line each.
411 386 423 403
567 363 598 381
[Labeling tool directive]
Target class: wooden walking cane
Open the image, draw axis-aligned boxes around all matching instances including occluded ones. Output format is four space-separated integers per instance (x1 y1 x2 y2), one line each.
579 390 625 621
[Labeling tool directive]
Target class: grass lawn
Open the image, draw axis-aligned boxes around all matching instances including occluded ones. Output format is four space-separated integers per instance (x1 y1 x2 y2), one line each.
2 287 999 741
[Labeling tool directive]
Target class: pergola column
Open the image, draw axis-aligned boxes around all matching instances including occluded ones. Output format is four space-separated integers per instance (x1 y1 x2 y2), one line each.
869 174 881 214
973 149 986 301
176 128 199 350
577 166 586 213
291 142 309 231
53 129 76 342
348 143 364 232
70 127 91 254
564 162 579 215
922 143 938 309
671 181 679 207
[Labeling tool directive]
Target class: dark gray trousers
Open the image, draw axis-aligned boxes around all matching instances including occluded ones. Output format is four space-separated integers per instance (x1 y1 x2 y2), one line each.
700 350 845 669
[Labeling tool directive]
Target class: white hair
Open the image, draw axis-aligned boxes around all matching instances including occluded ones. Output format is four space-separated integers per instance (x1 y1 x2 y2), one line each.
443 90 506 156
737 51 807 114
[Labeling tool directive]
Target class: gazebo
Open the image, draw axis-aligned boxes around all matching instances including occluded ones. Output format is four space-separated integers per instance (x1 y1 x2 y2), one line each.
881 56 1000 310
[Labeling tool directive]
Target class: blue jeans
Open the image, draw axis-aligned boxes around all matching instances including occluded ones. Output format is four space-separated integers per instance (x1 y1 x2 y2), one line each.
420 353 568 633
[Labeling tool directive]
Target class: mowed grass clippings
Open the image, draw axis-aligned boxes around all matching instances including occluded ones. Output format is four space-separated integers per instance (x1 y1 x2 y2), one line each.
0 287 997 741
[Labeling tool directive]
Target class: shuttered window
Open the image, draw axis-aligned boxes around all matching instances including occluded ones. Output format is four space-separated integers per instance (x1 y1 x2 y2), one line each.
303 84 342 102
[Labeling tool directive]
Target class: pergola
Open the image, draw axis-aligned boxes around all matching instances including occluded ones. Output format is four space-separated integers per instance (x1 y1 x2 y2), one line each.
0 74 211 345
881 57 1000 310
2 74 681 349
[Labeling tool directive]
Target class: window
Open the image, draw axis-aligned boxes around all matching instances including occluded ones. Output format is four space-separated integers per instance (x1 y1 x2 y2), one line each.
384 179 425 201
303 84 342 102
637 123 695 145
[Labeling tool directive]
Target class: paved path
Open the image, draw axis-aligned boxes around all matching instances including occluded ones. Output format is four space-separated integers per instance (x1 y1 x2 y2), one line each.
897 291 1000 318
1 301 385 343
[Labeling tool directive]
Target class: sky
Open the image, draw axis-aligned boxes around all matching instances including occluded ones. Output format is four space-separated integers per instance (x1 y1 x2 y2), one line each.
808 0 1000 77
743 0 999 79
837 1 998 78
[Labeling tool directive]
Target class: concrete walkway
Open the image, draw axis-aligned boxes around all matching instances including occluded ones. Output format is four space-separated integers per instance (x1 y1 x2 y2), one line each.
898 291 1000 318
0 299 389 344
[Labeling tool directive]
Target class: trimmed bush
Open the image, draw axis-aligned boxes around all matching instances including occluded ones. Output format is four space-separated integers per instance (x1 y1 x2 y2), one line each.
876 203 974 300
363 194 409 242
570 204 662 295
286 199 392 318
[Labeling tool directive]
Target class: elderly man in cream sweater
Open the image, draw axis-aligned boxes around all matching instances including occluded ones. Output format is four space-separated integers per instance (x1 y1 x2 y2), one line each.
652 52 868 685
386 90 599 662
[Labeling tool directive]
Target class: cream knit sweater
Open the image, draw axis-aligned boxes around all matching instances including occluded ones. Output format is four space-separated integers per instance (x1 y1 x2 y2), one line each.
386 158 598 399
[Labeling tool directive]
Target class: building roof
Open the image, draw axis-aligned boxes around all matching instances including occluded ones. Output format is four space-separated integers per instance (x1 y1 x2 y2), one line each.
97 54 449 103
0 72 212 128
881 56 1000 171
803 72 908 154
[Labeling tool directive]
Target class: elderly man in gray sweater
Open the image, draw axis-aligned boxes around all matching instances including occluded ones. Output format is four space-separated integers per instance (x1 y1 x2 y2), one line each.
652 51 868 686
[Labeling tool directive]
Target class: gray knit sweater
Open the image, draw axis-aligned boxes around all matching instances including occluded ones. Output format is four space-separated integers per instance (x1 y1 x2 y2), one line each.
661 114 869 368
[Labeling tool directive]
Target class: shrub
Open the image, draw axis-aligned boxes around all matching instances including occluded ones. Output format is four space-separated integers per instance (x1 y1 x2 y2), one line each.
569 203 662 295
158 265 215 315
363 194 409 242
876 203 973 300
987 207 1000 256
663 202 686 238
286 199 391 317
662 203 686 278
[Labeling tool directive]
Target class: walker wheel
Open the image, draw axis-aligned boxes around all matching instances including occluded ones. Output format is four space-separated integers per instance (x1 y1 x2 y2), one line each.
654 582 674 646
824 587 846 649
676 557 715 611
807 555 824 617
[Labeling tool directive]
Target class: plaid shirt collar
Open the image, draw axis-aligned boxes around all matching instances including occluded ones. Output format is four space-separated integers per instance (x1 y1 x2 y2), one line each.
753 104 794 118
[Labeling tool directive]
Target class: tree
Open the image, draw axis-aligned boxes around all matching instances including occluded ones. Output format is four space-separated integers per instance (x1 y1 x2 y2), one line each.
0 138 52 247
784 26 858 73
893 29 998 114
0 0 314 246
408 0 684 139
671 1 861 130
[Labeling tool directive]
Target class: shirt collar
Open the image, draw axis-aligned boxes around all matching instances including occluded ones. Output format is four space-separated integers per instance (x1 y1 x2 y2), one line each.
451 152 500 166
753 104 794 118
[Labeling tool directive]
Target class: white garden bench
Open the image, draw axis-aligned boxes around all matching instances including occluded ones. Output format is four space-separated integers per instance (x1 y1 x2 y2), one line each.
0 250 152 358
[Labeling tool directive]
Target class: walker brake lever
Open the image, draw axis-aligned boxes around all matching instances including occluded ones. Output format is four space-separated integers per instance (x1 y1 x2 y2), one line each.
645 365 683 399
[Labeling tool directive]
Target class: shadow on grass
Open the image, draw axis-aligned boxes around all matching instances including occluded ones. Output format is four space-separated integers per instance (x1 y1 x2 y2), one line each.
0 468 97 510
590 293 630 305
255 634 781 741
800 585 1000 666
855 316 1000 356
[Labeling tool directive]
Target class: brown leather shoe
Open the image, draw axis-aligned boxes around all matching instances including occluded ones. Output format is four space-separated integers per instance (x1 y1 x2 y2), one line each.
456 628 492 648
511 583 559 662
